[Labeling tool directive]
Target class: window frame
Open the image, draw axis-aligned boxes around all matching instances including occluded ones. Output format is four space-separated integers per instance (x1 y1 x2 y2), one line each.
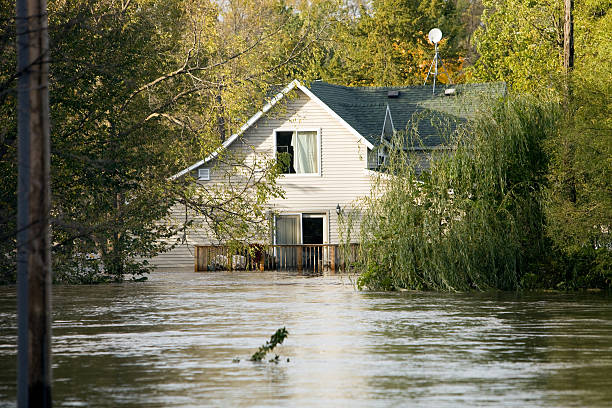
377 147 388 167
273 128 322 177
197 167 210 181
273 212 328 245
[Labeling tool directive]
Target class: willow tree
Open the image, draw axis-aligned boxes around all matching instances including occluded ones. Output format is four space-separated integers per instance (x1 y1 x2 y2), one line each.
357 96 560 291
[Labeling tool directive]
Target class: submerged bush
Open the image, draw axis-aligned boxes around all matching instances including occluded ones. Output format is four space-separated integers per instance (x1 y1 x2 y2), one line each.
357 95 561 291
250 327 289 363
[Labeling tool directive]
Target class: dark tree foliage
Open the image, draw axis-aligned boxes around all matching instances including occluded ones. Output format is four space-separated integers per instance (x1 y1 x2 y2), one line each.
1 0 330 283
0 0 18 283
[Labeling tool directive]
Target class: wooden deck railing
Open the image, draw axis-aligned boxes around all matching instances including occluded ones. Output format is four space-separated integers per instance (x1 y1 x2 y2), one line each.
194 244 359 273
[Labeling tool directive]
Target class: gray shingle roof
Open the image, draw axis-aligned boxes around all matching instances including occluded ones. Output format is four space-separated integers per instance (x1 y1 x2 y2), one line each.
307 81 506 147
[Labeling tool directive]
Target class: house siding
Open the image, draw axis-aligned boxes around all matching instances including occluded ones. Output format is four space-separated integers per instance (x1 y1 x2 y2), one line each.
149 89 374 269
266 91 372 243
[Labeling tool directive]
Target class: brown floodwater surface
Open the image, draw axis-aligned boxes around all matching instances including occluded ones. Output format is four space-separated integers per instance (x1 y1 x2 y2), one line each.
1 271 611 407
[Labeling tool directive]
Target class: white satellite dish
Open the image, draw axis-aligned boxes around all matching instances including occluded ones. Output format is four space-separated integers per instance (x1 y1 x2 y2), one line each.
428 28 442 44
424 28 452 94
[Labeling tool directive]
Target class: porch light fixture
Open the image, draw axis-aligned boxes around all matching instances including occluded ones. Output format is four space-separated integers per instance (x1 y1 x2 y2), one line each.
336 203 342 215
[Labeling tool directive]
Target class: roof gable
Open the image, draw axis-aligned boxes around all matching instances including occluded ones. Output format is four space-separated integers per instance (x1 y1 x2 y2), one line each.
381 104 394 141
171 80 373 179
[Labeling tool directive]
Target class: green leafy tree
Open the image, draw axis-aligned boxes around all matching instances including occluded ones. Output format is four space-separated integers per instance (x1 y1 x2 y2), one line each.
471 0 610 92
544 0 611 259
1 0 329 283
471 0 563 92
48 0 201 280
321 0 467 86
471 0 611 287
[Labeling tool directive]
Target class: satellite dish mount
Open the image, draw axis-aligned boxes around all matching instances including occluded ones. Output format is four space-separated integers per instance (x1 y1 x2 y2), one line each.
424 28 452 94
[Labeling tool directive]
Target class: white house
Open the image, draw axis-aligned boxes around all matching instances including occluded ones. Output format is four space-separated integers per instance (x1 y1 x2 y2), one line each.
150 80 504 270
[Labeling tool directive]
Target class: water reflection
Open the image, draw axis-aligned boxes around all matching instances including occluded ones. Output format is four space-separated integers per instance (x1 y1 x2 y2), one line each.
0 272 611 407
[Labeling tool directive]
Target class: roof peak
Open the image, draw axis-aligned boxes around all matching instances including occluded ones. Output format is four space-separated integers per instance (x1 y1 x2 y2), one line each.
310 80 459 91
310 80 506 91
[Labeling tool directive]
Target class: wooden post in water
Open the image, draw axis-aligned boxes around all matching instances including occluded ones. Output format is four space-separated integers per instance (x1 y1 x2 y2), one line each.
16 0 52 406
259 250 265 271
297 246 303 272
204 247 209 271
330 246 336 273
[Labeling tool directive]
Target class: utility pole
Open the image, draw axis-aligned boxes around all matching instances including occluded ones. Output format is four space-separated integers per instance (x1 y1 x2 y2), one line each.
16 0 52 406
563 0 574 71
562 0 576 205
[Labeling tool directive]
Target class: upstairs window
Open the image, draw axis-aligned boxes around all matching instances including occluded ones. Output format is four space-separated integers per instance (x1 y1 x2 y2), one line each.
276 130 319 174
198 168 210 181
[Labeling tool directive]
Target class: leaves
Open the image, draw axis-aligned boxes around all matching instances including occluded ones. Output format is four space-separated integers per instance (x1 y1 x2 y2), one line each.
356 96 560 291
0 0 329 282
320 0 467 86
250 327 289 362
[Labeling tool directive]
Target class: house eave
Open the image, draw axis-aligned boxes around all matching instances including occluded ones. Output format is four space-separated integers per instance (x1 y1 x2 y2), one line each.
170 80 300 180
170 79 374 180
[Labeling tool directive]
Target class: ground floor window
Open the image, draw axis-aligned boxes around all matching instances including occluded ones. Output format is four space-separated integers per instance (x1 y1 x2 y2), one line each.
275 215 301 245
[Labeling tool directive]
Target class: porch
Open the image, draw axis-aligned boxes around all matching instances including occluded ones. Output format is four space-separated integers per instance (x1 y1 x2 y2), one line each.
194 244 359 273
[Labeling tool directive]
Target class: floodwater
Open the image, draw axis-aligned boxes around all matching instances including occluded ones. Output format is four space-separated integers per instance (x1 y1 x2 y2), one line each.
1 272 611 407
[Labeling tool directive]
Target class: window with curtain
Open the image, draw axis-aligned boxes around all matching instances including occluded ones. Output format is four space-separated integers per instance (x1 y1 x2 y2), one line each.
275 215 300 245
276 130 319 174
275 215 300 266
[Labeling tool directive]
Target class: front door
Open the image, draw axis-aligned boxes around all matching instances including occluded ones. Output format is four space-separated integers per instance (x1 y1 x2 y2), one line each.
275 215 300 267
275 214 327 270
301 214 325 272
302 215 324 244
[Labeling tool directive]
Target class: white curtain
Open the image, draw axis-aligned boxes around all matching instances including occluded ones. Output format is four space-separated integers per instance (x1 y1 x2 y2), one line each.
291 131 318 174
276 215 300 267
276 215 300 244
